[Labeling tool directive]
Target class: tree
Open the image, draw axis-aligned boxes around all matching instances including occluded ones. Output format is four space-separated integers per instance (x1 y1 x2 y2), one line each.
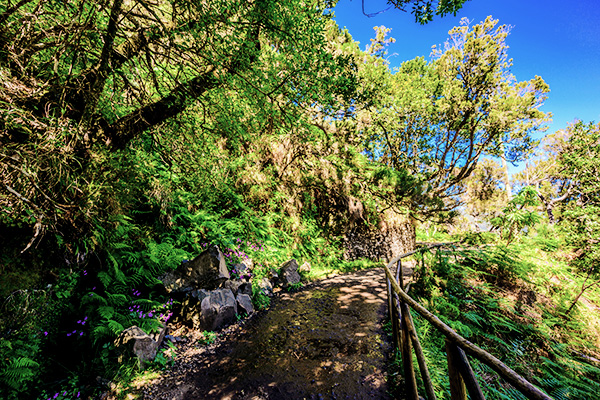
460 158 507 223
356 17 550 219
0 0 353 241
491 186 540 245
516 121 600 313
385 0 470 24
513 121 600 223
550 122 600 314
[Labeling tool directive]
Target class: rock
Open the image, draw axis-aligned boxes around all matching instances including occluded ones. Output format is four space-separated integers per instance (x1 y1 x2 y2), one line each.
164 334 176 343
299 261 311 274
233 263 253 281
241 258 254 271
258 278 273 296
280 259 301 287
179 289 210 328
269 268 279 282
239 282 253 296
160 245 230 293
114 324 167 367
236 293 254 315
200 289 238 331
223 279 243 296
231 263 249 275
343 220 416 262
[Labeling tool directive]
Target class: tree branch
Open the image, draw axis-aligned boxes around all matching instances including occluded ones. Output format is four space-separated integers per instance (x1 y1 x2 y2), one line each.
104 67 219 148
0 0 35 26
80 0 124 131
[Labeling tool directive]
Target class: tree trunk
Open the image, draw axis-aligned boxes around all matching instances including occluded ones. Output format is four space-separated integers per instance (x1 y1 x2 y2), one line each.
500 144 511 201
537 193 556 224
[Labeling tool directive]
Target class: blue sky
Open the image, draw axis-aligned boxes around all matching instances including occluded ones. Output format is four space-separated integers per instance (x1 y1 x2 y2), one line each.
332 0 600 172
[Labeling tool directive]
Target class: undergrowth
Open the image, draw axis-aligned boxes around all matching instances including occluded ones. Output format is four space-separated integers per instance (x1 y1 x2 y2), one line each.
0 195 362 399
407 238 600 399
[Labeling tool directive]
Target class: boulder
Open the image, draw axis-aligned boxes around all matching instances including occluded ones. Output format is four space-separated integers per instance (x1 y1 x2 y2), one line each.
239 281 253 296
299 261 311 274
280 259 301 287
114 324 167 367
179 289 210 327
236 293 254 315
160 245 229 293
234 263 253 281
223 279 243 296
240 258 254 271
231 262 249 275
258 278 273 296
200 289 238 331
269 268 279 286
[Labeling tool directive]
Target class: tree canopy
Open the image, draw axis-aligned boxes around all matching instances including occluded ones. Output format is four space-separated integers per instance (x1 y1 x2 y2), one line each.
354 17 549 218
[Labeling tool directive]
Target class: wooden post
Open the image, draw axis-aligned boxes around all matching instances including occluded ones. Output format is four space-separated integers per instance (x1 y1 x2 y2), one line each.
454 345 485 400
446 339 467 400
406 308 437 400
402 301 419 400
388 279 401 350
397 259 403 290
385 265 553 400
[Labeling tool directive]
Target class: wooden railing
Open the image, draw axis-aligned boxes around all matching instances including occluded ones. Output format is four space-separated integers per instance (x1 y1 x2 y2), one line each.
385 243 553 400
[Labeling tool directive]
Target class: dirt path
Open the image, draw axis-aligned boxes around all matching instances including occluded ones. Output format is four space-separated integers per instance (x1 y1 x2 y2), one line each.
136 267 398 400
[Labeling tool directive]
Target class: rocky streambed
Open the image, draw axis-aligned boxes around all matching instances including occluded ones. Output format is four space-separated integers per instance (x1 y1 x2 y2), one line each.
134 267 395 400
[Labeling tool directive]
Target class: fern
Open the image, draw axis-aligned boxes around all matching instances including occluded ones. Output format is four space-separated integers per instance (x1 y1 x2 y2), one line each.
96 271 109 289
91 325 114 344
107 320 125 335
98 306 115 320
1 357 39 390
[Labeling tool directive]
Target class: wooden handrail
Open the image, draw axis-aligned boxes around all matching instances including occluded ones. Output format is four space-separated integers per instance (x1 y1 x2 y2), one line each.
385 245 553 400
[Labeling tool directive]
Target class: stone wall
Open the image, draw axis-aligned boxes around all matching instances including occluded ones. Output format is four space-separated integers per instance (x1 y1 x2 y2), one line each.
343 221 416 263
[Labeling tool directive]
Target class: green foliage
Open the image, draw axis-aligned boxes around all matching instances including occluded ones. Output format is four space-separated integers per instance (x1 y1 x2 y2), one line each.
492 187 541 245
1 356 39 392
460 159 508 223
387 0 469 24
79 217 184 349
411 243 600 399
416 225 453 242
358 17 549 217
286 282 304 292
151 341 177 370
453 231 498 246
0 6 558 399
252 285 272 310
197 331 218 346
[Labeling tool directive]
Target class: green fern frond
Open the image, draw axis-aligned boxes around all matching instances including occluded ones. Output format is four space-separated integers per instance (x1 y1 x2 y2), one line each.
1 357 39 390
92 325 113 343
98 271 112 288
98 306 115 320
106 293 128 306
107 320 125 335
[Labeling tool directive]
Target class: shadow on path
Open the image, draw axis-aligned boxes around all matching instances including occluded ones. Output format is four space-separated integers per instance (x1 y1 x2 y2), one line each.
140 268 394 400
